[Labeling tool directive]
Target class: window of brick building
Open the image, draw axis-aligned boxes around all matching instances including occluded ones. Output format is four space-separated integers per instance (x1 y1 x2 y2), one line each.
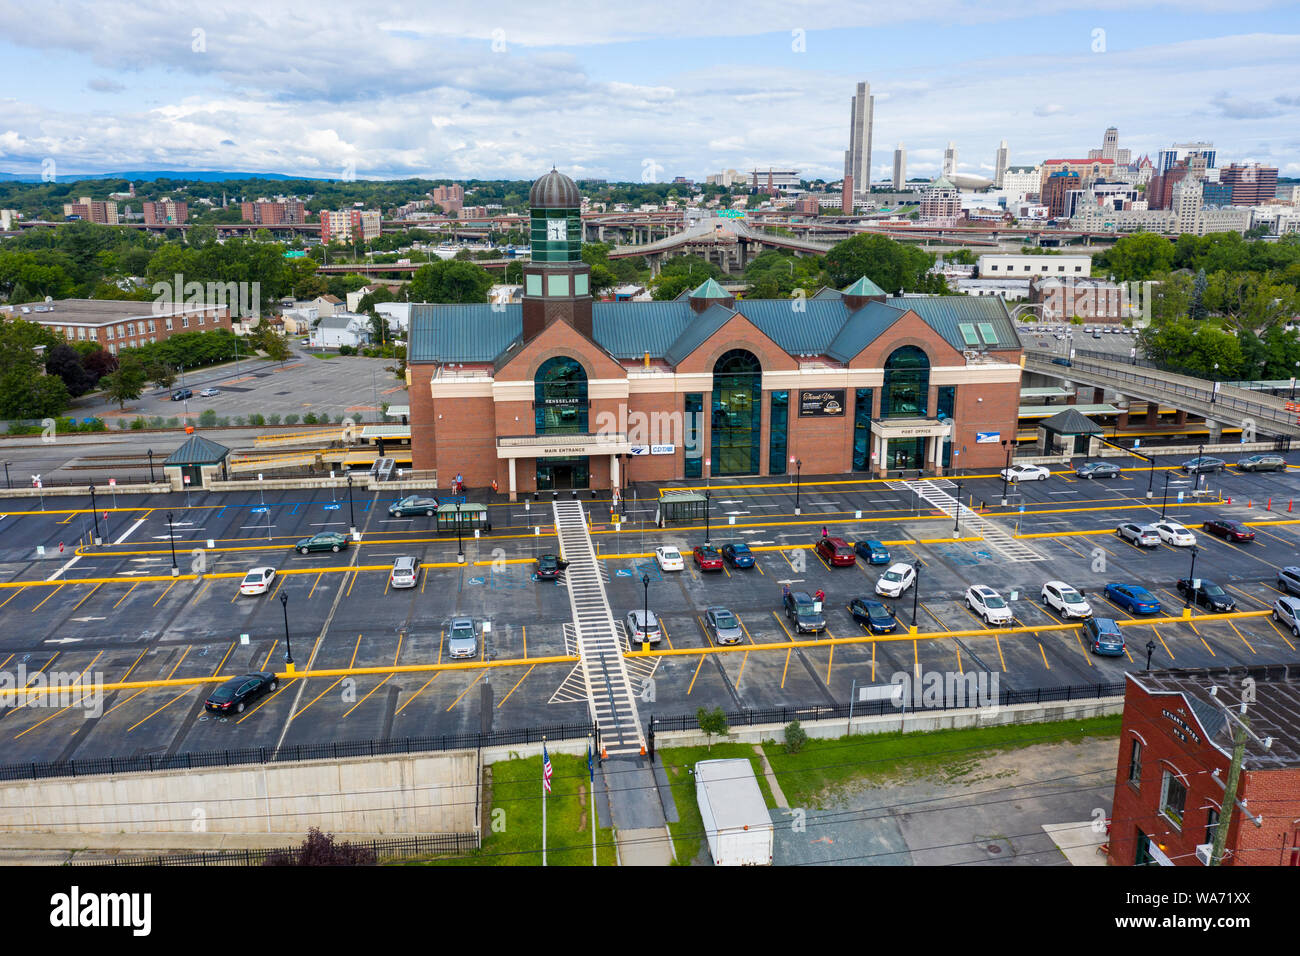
1128 738 1142 787
1160 770 1187 829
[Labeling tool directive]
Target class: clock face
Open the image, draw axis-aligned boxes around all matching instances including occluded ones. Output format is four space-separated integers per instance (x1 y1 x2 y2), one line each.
546 219 568 242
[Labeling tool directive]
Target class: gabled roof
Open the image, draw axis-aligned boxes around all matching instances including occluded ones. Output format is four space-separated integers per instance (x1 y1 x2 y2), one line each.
665 303 736 366
826 300 907 363
1039 408 1102 434
164 434 230 466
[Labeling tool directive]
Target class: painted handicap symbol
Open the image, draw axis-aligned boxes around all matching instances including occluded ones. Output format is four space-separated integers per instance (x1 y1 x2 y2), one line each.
973 550 992 561
615 569 633 577
323 504 340 511
467 576 485 585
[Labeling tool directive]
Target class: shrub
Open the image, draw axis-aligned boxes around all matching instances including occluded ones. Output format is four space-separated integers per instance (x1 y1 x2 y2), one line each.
334 414 344 423
217 417 230 427
262 827 376 867
338 345 353 356
249 413 265 426
149 416 165 428
285 414 299 425
268 414 281 425
303 412 319 425
129 417 146 430
232 416 245 426
783 720 808 755
198 409 217 427
165 417 179 428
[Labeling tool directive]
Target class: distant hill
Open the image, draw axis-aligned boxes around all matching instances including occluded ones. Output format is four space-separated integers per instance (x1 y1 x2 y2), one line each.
0 170 318 183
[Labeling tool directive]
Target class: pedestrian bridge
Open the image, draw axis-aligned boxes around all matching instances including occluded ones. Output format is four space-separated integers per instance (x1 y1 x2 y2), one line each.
1023 350 1300 440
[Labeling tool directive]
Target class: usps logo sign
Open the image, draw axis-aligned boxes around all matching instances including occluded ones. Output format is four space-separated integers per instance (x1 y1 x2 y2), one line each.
976 432 1000 444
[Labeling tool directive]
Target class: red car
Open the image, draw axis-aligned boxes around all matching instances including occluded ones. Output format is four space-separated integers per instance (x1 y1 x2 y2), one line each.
693 545 724 570
1202 518 1255 543
816 536 857 567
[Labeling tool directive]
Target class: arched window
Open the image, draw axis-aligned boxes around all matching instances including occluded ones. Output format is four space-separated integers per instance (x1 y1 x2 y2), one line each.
881 346 930 418
711 349 761 475
535 356 588 435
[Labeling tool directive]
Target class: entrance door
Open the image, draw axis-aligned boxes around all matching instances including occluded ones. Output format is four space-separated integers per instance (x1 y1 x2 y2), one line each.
536 457 590 490
887 437 927 473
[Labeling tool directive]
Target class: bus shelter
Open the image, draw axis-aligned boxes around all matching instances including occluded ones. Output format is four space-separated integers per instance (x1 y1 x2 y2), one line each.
436 503 491 533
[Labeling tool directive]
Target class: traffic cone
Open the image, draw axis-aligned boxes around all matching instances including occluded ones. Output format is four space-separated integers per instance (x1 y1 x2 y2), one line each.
1268 498 1272 511
640 743 647 755
601 745 608 759
1289 500 1293 513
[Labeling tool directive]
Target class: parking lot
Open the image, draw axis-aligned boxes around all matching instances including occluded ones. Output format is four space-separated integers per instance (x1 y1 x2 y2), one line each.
0 450 1298 769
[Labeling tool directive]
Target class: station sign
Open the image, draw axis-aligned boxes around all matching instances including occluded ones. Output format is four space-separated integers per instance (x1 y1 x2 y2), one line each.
799 389 845 417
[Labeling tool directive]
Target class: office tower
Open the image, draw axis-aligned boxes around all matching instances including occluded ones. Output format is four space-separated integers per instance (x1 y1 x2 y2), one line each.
844 81 874 199
943 142 957 179
892 143 906 190
994 140 1009 187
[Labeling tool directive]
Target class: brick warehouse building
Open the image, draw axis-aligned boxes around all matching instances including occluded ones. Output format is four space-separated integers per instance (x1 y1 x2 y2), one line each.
407 169 1024 499
1109 664 1300 867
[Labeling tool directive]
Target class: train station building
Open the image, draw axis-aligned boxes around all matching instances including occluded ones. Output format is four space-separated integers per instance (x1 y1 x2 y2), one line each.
408 169 1025 498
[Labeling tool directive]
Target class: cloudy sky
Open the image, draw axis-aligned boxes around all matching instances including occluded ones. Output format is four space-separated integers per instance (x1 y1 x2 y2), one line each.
0 0 1297 183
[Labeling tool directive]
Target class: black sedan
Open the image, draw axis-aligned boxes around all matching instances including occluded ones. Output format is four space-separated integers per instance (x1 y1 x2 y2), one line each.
535 553 568 579
294 532 349 554
847 597 898 634
1202 518 1255 543
1176 578 1237 612
205 672 278 714
1181 457 1226 474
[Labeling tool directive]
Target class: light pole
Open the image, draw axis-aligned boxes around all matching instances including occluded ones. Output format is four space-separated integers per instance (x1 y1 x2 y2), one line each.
280 590 294 669
1146 453 1154 499
910 559 923 635
1292 361 1299 401
3 461 9 489
703 489 711 545
166 511 177 570
1000 440 1011 506
1161 471 1174 519
793 457 803 515
1184 546 1199 610
346 474 355 533
146 449 155 483
89 483 101 543
641 573 650 648
952 480 963 537
456 502 464 563
1145 640 1156 670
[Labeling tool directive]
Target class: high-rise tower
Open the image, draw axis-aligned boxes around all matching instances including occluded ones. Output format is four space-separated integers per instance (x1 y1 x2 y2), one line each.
943 142 958 179
892 143 907 191
844 81 874 200
994 140 1009 187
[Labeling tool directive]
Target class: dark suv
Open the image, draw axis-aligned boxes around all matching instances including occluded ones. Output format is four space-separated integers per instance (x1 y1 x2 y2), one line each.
1176 578 1236 612
782 590 826 634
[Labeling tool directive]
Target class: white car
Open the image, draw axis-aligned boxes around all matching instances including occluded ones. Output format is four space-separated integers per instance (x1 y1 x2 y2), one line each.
965 585 1013 625
199 387 220 397
654 546 684 572
875 562 916 598
239 567 276 595
1001 464 1050 482
1154 522 1196 547
1041 580 1092 619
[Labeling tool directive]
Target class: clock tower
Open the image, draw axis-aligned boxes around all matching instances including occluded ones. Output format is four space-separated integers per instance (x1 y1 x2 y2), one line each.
522 168 593 342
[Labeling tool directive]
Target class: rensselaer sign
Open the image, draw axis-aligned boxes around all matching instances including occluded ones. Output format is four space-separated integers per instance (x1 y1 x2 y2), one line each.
799 389 846 417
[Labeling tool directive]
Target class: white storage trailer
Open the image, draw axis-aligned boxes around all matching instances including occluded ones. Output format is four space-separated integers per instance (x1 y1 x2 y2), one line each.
695 758 774 865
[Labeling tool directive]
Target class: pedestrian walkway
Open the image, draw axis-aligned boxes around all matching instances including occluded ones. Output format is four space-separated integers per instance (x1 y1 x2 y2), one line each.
896 479 1045 562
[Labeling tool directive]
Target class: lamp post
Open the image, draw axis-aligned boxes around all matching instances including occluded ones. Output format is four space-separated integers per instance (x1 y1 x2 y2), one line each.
3 461 9 489
952 479 963 537
1292 361 1299 401
641 573 650 648
146 449 155 484
1000 441 1011 506
280 590 294 669
456 502 464 563
910 559 923 635
793 457 803 515
89 483 101 543
346 474 355 533
703 489 711 546
166 511 177 570
1161 471 1174 519
1145 453 1154 499
1145 640 1156 670
1184 546 1199 610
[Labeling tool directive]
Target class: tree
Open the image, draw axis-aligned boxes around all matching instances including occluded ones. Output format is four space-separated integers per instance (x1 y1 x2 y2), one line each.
824 233 940 292
1191 268 1208 322
0 369 69 419
263 828 376 866
44 344 94 397
783 720 808 754
407 259 493 303
145 361 177 390
100 359 147 409
1099 232 1174 282
697 706 730 751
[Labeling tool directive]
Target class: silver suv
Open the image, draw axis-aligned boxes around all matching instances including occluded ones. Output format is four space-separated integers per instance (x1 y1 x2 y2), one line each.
626 609 662 645
447 616 478 659
390 556 419 589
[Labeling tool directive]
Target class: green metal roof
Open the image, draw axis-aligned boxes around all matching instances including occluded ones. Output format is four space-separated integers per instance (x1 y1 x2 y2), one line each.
164 434 230 466
842 275 886 297
665 303 735 366
1039 407 1103 434
826 301 906 363
688 278 731 299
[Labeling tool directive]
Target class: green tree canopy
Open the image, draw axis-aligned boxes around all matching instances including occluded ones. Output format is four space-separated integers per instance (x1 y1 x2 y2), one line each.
824 233 943 293
407 259 493 303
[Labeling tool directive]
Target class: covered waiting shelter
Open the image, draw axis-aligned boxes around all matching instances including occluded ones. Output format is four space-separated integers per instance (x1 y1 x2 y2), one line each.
163 434 230 489
658 492 707 523
1038 407 1103 457
436 502 491 533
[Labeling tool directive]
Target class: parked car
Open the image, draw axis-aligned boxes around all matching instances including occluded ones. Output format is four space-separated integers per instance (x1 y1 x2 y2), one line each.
655 546 684 571
390 556 419 589
199 387 220 398
1276 566 1300 596
447 616 478 658
1153 522 1196 547
626 609 662 645
1236 454 1287 473
1181 456 1225 474
847 597 898 634
704 606 744 645
388 495 439 517
693 545 724 571
875 562 917 598
721 543 754 568
294 531 348 554
1082 618 1125 656
1176 578 1236 612
239 567 275 596
205 672 277 714
1202 518 1255 543
535 553 568 579
1117 523 1161 547
854 539 890 565
1104 583 1161 615
1272 596 1300 635
1041 580 1092 618
171 388 193 401
783 590 825 633
1001 463 1050 482
1075 462 1120 479
1051 357 1072 367
964 585 1013 625
815 536 857 567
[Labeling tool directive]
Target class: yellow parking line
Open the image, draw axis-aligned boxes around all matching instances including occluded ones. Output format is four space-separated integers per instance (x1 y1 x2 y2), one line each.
349 634 363 669
1264 616 1297 651
345 570 358 598
825 641 834 684
739 618 757 646
165 646 192 679
237 680 295 722
152 581 176 607
292 677 346 720
445 671 484 711
1199 635 1216 657
0 588 24 610
308 572 323 599
1154 626 1174 661
522 625 527 659
1038 642 1050 669
870 641 876 682
1227 620 1256 654
71 583 101 611
212 641 236 676
953 642 962 671
261 640 278 669
120 647 149 682
343 675 392 718
687 654 707 695
112 583 138 609
437 629 444 665
269 574 285 600
127 688 194 733
497 666 533 708
1073 630 1095 666
994 634 1006 670
31 584 64 612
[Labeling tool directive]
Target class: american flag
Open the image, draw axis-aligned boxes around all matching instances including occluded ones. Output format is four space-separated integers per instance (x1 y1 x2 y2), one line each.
542 745 553 793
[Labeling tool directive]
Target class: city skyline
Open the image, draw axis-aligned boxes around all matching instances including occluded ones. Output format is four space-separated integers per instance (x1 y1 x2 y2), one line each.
0 1 1296 184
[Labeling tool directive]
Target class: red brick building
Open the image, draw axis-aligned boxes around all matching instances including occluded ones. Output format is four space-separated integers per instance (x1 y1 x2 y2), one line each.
240 200 307 225
143 199 188 225
14 299 233 355
1109 665 1300 867
407 170 1024 497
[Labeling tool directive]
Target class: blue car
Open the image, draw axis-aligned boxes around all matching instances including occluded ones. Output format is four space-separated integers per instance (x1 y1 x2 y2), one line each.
1082 617 1126 656
721 543 754 568
848 598 898 634
1104 583 1162 615
854 539 890 565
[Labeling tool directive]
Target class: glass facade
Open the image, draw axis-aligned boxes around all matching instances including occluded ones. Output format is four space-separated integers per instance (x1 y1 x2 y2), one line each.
684 393 703 478
938 386 955 467
534 356 588 435
711 349 762 476
881 346 930 418
853 387 874 471
529 210 582 262
769 391 788 475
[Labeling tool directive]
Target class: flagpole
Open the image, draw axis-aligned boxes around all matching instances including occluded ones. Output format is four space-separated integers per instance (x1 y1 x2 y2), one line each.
589 735 597 866
542 736 548 867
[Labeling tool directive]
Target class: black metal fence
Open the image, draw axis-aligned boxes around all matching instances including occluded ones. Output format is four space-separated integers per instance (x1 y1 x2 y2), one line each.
648 680 1125 732
75 831 480 867
0 721 597 783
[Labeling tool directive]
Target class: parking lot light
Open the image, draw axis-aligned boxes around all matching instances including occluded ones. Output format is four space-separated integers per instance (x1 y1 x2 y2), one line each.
1145 639 1156 670
641 573 650 652
166 511 177 571
281 590 294 672
89 483 101 544
1000 441 1010 506
1183 546 1199 615
346 474 355 533
1161 472 1173 519
910 559 923 636
146 449 155 484
793 458 803 515
456 502 464 564
704 490 711 545
952 480 963 538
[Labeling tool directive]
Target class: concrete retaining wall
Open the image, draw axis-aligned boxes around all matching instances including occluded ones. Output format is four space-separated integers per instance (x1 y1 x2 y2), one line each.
0 751 478 836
